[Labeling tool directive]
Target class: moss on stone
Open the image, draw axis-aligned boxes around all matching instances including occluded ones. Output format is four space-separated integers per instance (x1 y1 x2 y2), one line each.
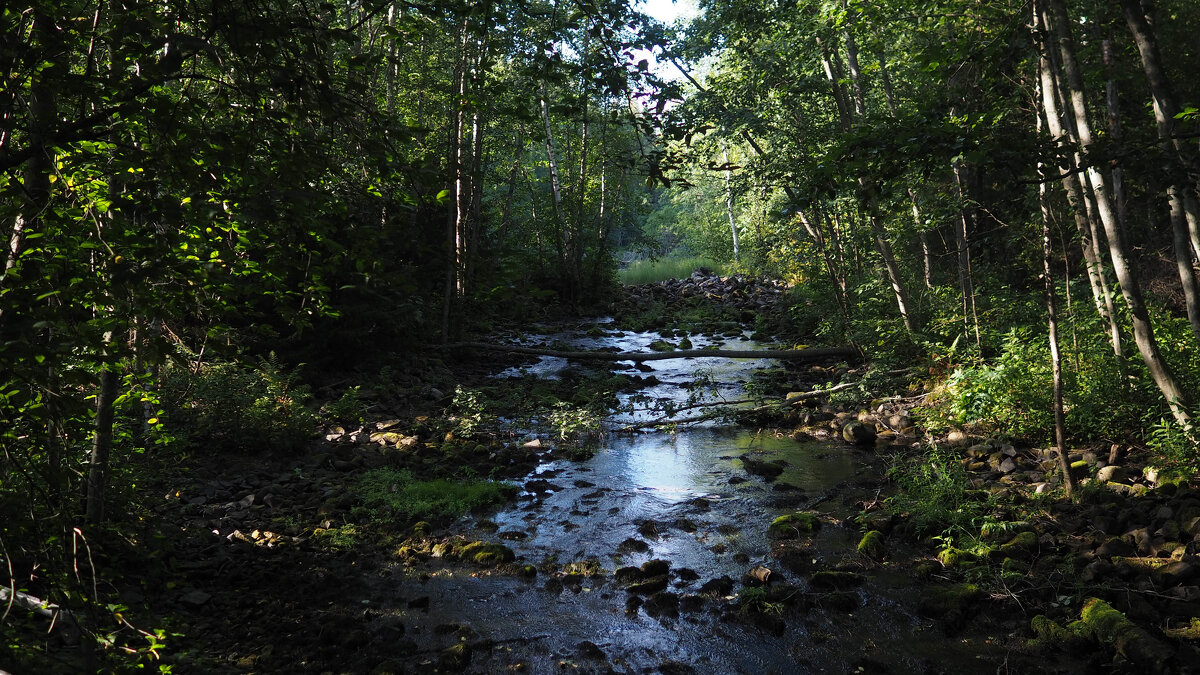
856 530 886 561
438 642 471 670
457 541 515 566
809 570 864 590
1075 598 1174 670
1028 615 1088 652
1164 617 1200 641
936 547 968 568
1000 530 1037 554
917 582 982 622
767 512 820 540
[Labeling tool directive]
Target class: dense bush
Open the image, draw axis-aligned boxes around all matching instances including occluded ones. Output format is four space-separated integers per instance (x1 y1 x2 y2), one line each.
161 357 316 453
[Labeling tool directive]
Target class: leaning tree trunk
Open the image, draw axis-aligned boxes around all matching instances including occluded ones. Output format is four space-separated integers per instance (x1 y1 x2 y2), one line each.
1043 0 1190 424
878 52 935 290
1036 78 1075 498
539 80 567 271
1036 31 1125 362
1118 0 1200 343
723 148 739 264
952 157 981 350
829 31 918 334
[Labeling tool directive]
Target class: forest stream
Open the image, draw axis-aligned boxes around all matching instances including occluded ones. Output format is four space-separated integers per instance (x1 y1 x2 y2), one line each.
378 325 1009 674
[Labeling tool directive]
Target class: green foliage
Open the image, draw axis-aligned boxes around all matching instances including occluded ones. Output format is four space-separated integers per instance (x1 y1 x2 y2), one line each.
161 356 316 453
1146 418 1200 479
618 256 727 285
311 524 360 551
546 401 602 443
886 443 990 539
353 468 516 527
934 328 1054 440
321 386 368 427
448 386 493 438
737 586 785 616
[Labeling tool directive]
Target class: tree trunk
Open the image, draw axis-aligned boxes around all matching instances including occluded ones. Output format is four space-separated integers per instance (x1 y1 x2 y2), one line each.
539 80 567 270
798 208 849 322
952 158 980 349
86 357 119 524
1036 81 1075 498
0 10 55 309
1035 33 1125 361
1118 2 1200 342
441 20 469 344
827 32 917 334
878 52 935 290
1169 185 1200 341
1043 0 1190 424
723 148 739 263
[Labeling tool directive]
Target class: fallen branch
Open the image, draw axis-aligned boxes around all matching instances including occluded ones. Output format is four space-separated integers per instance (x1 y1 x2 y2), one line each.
411 633 552 655
443 342 858 363
785 381 859 401
0 587 65 621
614 401 778 431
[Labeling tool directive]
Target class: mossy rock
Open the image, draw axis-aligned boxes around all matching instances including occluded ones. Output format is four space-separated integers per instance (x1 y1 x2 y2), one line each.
438 643 471 670
917 583 982 622
648 339 676 352
856 530 886 561
841 421 877 445
809 571 864 590
1075 598 1174 671
936 547 970 568
768 512 820 540
914 561 940 578
1028 615 1088 652
1164 617 1200 641
817 590 861 613
626 575 669 596
458 541 515 566
998 531 1038 559
741 455 786 479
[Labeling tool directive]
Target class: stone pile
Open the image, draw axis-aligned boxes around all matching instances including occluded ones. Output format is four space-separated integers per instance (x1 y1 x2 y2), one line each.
627 269 788 312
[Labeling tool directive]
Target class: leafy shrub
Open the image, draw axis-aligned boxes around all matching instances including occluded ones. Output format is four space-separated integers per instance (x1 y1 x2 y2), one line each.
322 386 367 427
161 356 316 452
886 443 990 539
354 468 516 526
546 401 602 442
1147 418 1200 479
448 386 492 438
933 328 1054 441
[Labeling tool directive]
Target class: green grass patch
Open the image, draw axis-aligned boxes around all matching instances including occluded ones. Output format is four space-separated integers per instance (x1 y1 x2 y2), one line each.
354 468 516 526
618 256 726 285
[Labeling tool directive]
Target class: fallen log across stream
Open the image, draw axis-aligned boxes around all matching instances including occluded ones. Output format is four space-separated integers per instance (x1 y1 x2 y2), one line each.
443 342 859 362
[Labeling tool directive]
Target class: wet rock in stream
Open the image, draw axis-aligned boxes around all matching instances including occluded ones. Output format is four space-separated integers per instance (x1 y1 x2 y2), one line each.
741 454 787 479
644 591 680 618
617 537 651 554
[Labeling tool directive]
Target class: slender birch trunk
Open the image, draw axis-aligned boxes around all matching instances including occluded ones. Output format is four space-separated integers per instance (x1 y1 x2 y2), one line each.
723 148 739 264
1036 73 1074 498
1043 0 1190 424
539 80 567 268
827 32 917 333
1035 16 1125 361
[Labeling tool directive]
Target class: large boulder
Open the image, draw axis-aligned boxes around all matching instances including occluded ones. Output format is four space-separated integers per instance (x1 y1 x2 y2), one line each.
841 421 877 445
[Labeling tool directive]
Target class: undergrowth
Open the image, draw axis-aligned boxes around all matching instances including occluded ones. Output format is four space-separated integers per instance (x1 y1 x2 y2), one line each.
618 256 726 285
353 468 516 527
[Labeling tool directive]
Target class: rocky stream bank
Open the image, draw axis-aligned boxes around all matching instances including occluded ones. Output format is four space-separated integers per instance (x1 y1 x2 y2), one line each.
19 271 1199 675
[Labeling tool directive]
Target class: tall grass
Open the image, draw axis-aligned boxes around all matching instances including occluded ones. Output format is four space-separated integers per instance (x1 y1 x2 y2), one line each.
618 256 726 285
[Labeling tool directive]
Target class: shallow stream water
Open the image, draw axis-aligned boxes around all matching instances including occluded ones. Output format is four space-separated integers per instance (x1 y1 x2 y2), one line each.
388 325 1008 673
